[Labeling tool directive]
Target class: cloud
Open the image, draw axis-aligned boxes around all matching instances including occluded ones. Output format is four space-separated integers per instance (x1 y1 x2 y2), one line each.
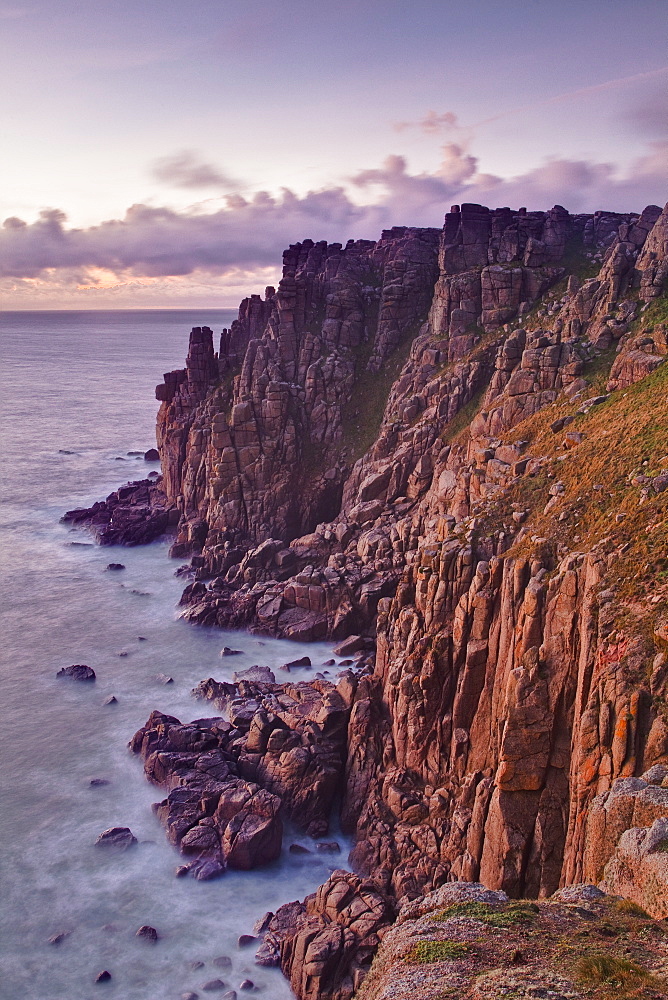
465 142 668 214
620 85 668 139
151 150 242 189
351 145 477 217
394 110 463 134
0 189 389 282
2 141 666 307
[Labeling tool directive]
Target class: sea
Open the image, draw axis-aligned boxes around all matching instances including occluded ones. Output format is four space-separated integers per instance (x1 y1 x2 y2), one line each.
0 311 348 1000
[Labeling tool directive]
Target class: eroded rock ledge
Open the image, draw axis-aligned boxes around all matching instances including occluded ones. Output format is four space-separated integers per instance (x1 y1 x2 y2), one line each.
62 476 177 545
341 880 668 1000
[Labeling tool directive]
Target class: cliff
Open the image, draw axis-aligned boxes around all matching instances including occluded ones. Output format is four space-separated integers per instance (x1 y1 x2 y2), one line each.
76 200 668 999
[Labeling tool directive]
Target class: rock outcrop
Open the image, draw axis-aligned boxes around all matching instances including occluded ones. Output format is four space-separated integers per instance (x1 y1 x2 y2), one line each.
130 671 355 874
256 870 395 1000
77 200 668 1000
591 766 668 919
62 476 176 545
350 880 668 999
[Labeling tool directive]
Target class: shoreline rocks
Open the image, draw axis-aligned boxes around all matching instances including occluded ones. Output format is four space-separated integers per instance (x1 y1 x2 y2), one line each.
57 664 96 682
94 827 137 851
62 476 176 546
129 671 355 873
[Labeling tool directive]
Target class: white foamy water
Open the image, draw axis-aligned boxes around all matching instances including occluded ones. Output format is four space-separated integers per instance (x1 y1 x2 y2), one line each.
0 312 349 1000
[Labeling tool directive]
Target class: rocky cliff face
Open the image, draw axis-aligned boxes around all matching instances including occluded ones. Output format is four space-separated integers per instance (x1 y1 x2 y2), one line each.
83 200 667 1000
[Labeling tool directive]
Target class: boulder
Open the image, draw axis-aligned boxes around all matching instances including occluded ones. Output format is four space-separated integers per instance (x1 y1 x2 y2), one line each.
136 924 159 942
57 664 96 682
95 827 137 851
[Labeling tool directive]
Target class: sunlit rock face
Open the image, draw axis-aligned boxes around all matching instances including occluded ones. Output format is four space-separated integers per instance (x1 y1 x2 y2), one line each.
141 202 668 1000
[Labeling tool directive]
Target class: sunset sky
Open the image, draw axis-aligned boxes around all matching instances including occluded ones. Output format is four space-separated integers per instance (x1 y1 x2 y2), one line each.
1 0 666 308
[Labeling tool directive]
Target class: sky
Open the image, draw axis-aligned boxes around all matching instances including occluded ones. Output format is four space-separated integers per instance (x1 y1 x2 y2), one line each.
1 0 666 309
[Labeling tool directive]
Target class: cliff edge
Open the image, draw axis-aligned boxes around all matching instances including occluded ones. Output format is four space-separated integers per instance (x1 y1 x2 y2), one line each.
76 200 668 999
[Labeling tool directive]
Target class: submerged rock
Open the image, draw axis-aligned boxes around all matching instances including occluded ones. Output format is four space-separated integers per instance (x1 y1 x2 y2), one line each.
201 980 226 992
56 663 95 682
48 930 70 945
94 827 137 851
136 924 159 942
192 858 226 881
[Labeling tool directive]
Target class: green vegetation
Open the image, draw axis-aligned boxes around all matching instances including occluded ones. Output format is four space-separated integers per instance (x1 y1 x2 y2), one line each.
405 939 471 963
614 900 652 920
432 900 539 928
575 953 651 988
441 387 486 444
638 292 668 329
341 328 417 460
560 235 602 282
580 345 617 390
489 361 668 611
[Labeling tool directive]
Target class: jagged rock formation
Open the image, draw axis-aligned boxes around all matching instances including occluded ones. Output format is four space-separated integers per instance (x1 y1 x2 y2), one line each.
130 671 355 875
62 476 176 545
592 765 668 919
76 200 668 1000
157 228 441 567
256 870 396 1000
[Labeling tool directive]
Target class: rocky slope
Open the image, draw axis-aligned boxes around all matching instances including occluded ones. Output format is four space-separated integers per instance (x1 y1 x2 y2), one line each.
72 200 668 999
352 881 668 1000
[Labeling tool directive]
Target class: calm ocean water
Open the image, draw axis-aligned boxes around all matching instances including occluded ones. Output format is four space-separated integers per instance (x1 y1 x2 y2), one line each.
0 311 346 1000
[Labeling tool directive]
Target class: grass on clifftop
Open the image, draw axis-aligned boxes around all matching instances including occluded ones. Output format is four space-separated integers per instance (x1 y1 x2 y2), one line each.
432 900 539 927
357 894 668 1000
484 358 668 627
576 953 662 992
405 940 471 963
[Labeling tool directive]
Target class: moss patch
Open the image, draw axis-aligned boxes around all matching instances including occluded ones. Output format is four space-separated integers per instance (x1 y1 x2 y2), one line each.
441 386 486 445
432 900 539 928
341 332 416 460
405 939 472 963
